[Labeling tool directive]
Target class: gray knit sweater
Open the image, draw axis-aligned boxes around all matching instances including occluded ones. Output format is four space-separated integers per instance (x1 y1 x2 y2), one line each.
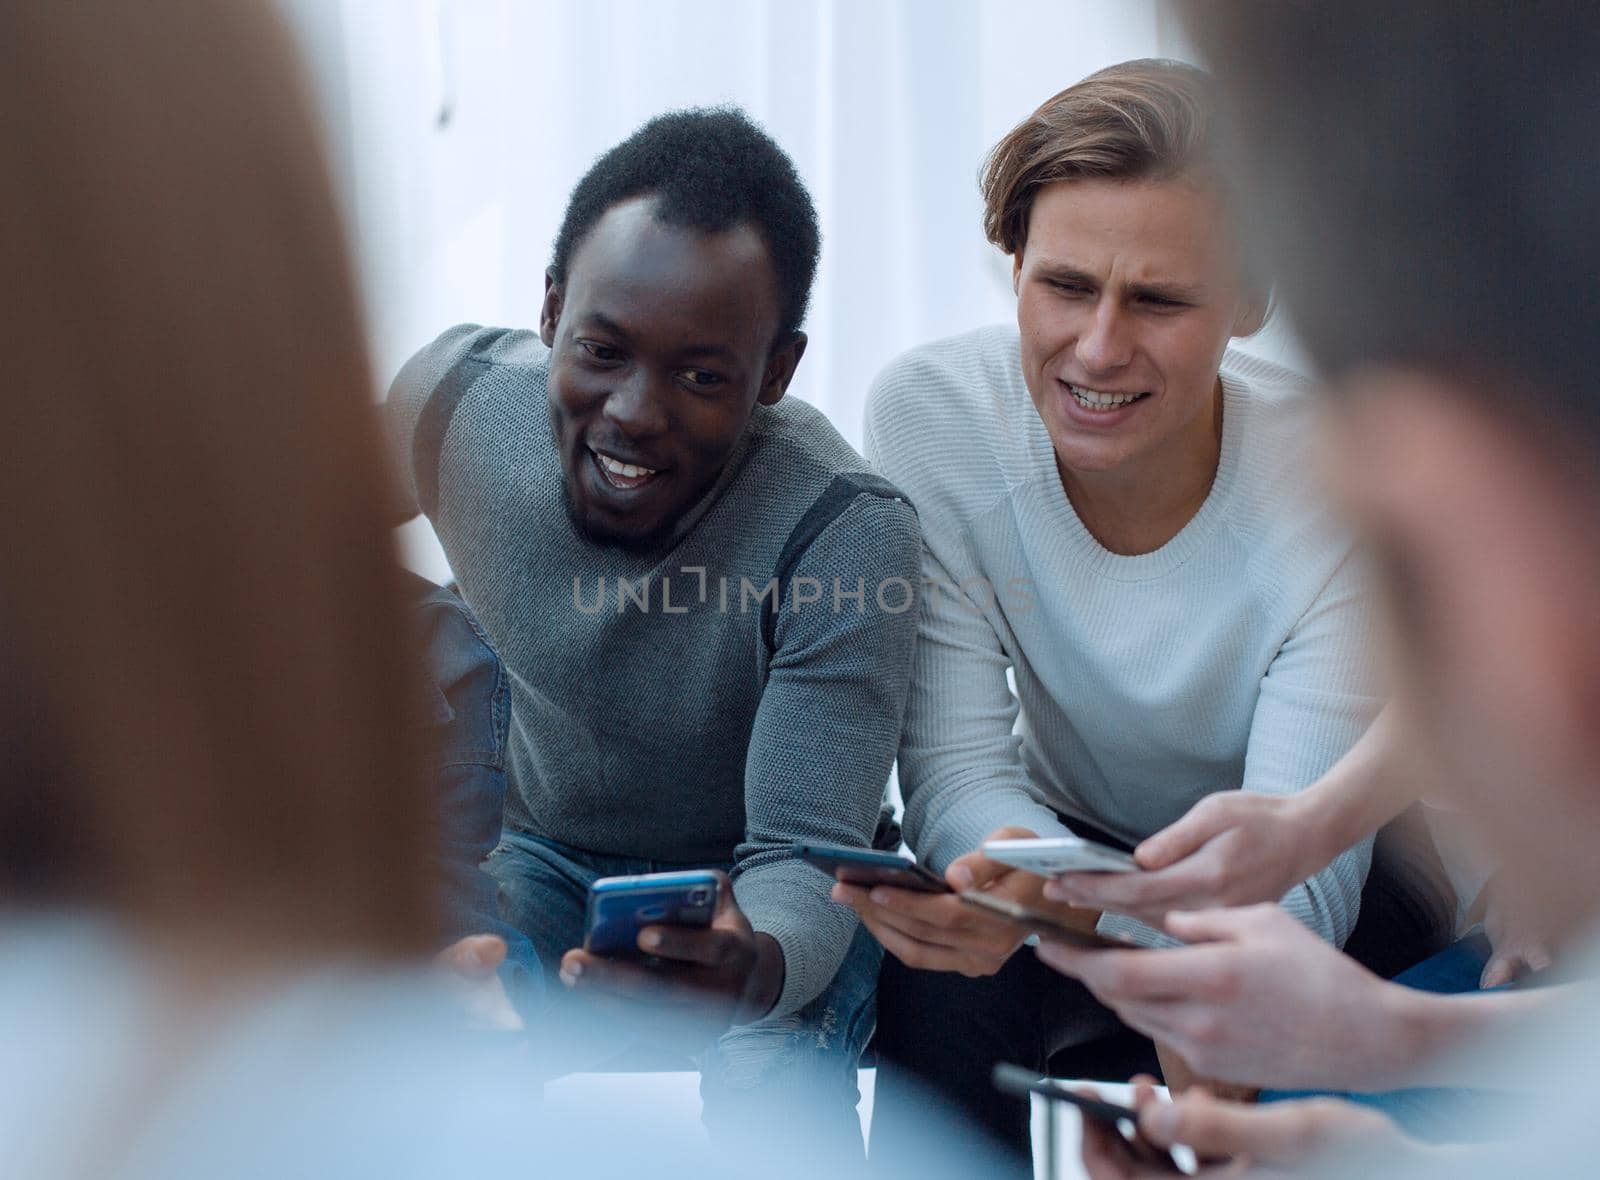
385 325 921 1016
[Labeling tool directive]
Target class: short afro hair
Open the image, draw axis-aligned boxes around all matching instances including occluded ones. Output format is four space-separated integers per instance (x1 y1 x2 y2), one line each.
549 106 820 339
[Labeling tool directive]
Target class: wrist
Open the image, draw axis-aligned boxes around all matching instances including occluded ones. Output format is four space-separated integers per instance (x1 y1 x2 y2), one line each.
1367 982 1451 1089
739 932 785 1023
1291 781 1365 874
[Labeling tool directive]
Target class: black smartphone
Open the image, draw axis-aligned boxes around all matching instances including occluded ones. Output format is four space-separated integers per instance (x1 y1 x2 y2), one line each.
991 1063 1140 1124
958 889 1143 950
794 842 951 893
992 1064 1184 1170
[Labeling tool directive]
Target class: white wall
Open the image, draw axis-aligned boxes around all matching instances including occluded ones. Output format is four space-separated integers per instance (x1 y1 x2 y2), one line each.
281 0 1307 579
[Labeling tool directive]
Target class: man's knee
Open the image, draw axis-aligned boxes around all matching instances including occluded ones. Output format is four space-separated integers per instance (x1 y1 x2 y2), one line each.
484 836 590 972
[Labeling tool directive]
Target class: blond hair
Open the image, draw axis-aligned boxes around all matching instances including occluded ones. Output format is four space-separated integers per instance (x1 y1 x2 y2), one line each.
980 59 1217 257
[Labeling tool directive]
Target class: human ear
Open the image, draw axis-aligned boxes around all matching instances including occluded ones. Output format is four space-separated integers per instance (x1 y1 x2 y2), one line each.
757 332 807 407
539 271 562 348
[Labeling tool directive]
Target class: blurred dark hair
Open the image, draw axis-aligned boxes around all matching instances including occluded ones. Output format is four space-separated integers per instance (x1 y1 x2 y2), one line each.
1186 2 1600 444
549 106 821 338
0 1 435 957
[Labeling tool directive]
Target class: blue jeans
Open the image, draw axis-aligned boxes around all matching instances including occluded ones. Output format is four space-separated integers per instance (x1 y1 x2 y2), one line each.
407 571 543 1016
1262 933 1526 1142
488 829 881 1160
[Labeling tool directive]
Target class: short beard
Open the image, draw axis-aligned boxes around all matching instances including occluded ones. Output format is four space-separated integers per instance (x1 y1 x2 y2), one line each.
559 475 674 556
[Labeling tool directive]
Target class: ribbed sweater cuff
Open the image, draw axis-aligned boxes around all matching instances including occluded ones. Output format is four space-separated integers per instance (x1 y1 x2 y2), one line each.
1095 911 1184 949
734 861 856 1019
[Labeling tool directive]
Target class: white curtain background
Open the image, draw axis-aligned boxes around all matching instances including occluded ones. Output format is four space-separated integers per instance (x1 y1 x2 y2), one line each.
282 0 1308 581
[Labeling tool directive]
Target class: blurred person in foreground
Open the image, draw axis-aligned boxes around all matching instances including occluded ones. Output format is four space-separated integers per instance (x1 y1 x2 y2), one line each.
1057 3 1600 1176
0 2 753 1175
848 59 1450 1163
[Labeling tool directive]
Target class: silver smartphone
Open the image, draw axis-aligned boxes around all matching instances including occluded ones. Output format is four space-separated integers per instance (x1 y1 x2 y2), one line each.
958 890 1142 950
982 835 1139 875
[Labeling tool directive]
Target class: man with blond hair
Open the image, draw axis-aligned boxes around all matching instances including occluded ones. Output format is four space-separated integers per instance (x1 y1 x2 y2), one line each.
840 60 1423 1160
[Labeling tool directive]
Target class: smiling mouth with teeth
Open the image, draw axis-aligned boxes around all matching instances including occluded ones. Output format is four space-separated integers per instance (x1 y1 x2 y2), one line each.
591 446 661 490
1067 383 1150 412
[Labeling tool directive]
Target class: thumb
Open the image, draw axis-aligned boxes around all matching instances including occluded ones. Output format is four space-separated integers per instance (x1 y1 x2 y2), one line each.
1140 1093 1319 1162
443 934 507 977
1136 797 1234 870
949 826 1036 890
708 870 740 919
1480 954 1513 989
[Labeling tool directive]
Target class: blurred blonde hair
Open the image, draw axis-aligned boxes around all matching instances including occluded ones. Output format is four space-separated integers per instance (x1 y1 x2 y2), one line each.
0 0 435 957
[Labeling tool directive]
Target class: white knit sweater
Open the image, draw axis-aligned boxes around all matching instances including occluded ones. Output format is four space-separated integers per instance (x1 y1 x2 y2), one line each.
864 325 1383 947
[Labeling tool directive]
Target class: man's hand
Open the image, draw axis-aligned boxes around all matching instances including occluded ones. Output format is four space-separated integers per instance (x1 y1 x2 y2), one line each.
1043 793 1330 928
1079 1077 1411 1179
1035 904 1409 1091
558 871 783 1039
832 826 1099 977
436 934 523 1031
1477 870 1555 988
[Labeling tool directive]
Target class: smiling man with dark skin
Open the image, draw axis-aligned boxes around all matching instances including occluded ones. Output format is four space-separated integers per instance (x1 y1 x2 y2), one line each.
541 198 798 1013
382 108 921 1159
545 199 793 550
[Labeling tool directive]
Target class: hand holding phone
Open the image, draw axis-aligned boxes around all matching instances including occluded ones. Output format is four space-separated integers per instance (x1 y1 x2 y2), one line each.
991 1065 1185 1172
583 870 722 960
561 869 783 1035
829 825 1117 977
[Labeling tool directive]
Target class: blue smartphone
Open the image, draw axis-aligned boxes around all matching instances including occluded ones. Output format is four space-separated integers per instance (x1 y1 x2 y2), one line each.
583 870 722 960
